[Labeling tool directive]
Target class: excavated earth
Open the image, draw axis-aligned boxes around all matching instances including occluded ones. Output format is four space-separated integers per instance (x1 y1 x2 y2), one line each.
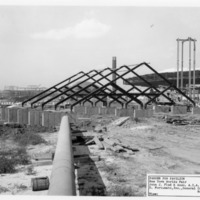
1 113 200 196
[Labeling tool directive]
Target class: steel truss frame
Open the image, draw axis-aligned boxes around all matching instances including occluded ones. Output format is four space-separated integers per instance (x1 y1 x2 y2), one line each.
22 62 195 110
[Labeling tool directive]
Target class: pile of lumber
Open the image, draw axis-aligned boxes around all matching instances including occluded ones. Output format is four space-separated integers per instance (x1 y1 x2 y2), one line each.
85 135 139 154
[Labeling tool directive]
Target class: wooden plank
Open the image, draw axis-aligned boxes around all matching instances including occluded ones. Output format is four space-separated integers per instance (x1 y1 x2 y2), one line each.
85 138 95 145
103 137 116 146
93 136 104 150
112 145 126 152
101 141 112 151
116 143 139 152
103 136 139 152
111 117 130 126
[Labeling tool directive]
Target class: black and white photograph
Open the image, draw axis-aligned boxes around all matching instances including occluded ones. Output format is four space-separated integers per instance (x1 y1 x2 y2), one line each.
0 0 200 198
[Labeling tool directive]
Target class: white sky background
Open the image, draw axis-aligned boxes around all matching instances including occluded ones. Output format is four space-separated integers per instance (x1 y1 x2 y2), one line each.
0 1 200 89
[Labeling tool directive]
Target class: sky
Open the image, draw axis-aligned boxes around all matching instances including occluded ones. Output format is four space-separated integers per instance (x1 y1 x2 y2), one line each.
0 1 200 89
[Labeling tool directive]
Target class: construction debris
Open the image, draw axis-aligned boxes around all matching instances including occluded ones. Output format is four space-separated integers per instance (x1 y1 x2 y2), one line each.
111 117 130 126
84 135 139 154
93 136 104 150
164 115 200 126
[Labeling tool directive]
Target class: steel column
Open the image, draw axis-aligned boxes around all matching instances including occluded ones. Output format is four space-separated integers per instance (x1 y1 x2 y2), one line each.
112 56 117 91
177 39 180 88
189 37 192 98
181 41 184 90
193 40 196 100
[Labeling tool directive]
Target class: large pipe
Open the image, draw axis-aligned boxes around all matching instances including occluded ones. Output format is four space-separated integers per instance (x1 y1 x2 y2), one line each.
177 39 180 88
48 115 76 196
112 57 117 91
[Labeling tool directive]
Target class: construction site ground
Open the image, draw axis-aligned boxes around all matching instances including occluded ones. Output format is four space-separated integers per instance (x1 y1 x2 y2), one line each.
1 112 200 196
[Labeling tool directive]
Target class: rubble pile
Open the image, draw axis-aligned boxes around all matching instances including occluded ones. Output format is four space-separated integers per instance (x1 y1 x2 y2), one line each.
164 115 200 126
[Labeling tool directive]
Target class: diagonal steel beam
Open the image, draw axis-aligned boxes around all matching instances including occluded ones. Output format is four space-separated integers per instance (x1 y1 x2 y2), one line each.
29 71 87 107
58 63 145 110
108 66 155 106
82 70 126 106
144 63 195 106
31 70 98 108
110 83 143 107
82 86 124 107
42 67 112 109
129 67 175 105
22 71 84 106
124 87 154 108
144 86 172 108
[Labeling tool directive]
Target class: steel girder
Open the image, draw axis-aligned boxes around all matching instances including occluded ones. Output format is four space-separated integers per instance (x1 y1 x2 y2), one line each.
22 62 195 110
55 63 145 109
22 71 84 107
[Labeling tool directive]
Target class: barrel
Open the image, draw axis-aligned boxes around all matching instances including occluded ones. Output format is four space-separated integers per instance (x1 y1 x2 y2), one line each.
31 177 49 191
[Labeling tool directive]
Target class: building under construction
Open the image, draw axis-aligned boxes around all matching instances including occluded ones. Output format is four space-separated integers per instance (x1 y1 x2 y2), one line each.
125 37 199 101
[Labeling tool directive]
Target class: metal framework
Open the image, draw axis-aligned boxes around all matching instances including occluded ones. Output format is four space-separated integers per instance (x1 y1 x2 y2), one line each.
177 37 197 99
22 62 195 110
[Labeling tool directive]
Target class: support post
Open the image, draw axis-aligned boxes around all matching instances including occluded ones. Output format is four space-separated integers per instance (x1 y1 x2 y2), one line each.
189 37 192 98
181 41 184 91
193 40 196 100
112 57 117 91
177 39 180 88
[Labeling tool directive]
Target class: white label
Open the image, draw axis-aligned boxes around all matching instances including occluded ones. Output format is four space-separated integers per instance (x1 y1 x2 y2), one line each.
147 174 200 197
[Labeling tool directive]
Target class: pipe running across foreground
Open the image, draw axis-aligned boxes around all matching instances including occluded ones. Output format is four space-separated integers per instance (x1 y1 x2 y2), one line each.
48 115 76 196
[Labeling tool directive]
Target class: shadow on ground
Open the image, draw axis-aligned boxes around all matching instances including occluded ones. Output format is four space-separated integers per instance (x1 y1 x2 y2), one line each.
72 130 106 196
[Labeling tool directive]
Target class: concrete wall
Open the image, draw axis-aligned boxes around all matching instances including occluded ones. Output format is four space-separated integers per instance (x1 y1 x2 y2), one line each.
73 106 85 116
154 105 171 113
9 108 19 123
105 107 116 115
116 108 134 117
1 107 67 128
171 105 187 115
133 109 154 118
43 111 50 127
17 108 29 125
0 107 6 121
5 108 9 122
2 106 154 127
72 106 122 116
73 106 155 118
192 107 200 114
99 107 107 115
146 109 154 118
29 110 35 126
54 111 62 127
133 109 145 118
146 105 153 110
86 106 99 116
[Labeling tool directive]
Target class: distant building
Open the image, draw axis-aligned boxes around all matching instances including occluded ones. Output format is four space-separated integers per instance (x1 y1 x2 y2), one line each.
0 85 47 102
124 70 200 88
